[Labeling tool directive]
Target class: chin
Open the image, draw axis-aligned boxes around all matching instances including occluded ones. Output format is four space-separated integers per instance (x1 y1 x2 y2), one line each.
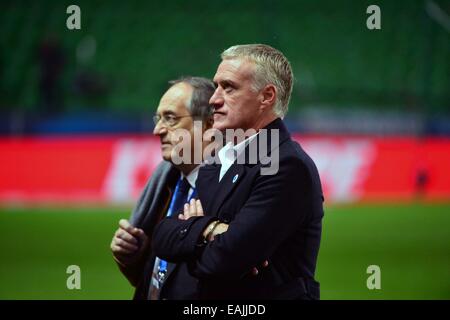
162 155 172 162
161 148 172 161
213 121 228 132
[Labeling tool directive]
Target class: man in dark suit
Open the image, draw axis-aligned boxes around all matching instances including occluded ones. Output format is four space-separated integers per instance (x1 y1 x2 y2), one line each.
152 44 324 300
110 76 215 300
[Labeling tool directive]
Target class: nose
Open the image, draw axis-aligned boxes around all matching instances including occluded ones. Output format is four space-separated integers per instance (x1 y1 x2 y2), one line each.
209 87 224 109
153 120 168 136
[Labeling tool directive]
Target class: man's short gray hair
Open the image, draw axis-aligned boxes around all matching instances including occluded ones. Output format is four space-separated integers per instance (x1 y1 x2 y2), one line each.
221 44 293 118
169 76 215 122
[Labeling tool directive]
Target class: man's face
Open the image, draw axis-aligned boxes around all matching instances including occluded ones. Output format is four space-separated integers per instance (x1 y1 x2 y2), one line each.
210 58 262 132
153 83 195 162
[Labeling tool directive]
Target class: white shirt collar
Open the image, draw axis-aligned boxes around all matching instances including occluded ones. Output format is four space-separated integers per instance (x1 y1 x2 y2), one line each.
181 165 200 189
217 132 259 182
218 132 260 163
233 132 259 156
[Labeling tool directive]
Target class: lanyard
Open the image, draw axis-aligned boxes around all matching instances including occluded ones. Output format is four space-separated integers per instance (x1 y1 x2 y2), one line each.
158 177 196 276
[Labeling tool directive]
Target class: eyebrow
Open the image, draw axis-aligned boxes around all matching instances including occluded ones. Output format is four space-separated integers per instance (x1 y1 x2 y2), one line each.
158 110 176 116
217 79 237 88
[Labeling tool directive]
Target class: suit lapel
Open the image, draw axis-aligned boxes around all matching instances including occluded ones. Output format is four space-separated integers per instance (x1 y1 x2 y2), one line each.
209 163 246 217
197 164 221 215
199 118 291 218
139 165 179 231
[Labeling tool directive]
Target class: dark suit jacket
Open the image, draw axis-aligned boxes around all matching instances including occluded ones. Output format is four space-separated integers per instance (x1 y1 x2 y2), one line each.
124 161 199 300
153 118 324 300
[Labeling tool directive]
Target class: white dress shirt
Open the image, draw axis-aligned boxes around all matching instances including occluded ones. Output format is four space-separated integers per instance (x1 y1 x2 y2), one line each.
217 133 259 182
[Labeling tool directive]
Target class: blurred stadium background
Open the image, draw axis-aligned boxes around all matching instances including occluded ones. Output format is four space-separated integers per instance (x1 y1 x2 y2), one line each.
0 0 449 299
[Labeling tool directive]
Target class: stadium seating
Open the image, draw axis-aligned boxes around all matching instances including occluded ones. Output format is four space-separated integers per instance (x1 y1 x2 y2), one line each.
1 0 448 117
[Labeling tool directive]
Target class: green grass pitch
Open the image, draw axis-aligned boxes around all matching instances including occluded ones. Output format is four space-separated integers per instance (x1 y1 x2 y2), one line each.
0 202 449 299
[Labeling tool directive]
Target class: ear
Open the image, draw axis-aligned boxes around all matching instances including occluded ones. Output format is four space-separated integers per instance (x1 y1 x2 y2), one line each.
260 84 277 111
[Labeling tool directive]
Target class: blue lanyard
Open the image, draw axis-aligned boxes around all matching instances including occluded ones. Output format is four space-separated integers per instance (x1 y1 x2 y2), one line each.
158 177 196 275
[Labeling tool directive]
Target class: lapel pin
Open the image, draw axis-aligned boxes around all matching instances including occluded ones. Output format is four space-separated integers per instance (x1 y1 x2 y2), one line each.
232 174 239 184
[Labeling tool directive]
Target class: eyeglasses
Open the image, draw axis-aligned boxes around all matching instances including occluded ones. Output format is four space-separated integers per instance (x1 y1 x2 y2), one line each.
153 114 193 127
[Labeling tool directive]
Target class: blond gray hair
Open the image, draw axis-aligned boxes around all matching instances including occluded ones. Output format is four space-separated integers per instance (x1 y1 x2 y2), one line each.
221 44 293 118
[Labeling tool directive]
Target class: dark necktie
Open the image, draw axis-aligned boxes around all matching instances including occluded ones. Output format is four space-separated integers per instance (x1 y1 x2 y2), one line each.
167 177 191 217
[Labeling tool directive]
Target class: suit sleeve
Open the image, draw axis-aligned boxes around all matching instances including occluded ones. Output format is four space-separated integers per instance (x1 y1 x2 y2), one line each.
152 215 218 262
153 156 316 279
116 161 170 286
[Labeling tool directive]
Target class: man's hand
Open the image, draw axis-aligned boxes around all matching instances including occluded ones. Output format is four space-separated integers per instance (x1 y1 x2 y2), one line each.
178 199 204 220
110 219 149 267
177 199 266 276
201 220 267 275
202 221 229 241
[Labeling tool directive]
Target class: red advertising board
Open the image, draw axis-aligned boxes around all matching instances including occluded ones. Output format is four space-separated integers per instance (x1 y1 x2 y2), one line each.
1 135 449 204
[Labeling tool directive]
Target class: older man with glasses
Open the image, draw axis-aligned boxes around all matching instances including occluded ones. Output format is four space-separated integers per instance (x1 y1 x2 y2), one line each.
110 76 215 300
